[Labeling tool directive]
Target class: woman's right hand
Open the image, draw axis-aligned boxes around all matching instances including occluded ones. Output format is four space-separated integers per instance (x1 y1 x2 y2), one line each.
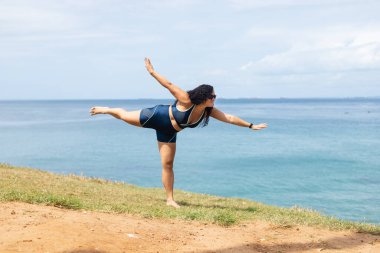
144 57 155 74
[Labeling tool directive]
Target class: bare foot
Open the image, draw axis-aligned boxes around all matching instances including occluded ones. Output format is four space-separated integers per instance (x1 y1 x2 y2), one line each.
90 107 109 116
166 200 180 209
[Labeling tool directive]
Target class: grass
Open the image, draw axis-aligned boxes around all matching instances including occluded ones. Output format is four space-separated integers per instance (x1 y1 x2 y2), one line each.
1 163 379 235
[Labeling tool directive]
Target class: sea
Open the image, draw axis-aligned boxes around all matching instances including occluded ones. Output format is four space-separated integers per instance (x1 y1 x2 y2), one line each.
1 98 379 224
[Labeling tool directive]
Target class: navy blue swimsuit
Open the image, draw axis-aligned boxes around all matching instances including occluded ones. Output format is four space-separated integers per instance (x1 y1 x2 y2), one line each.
171 102 205 129
139 102 205 143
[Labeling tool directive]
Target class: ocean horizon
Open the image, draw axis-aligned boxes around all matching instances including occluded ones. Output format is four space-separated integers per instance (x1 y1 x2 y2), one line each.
1 96 380 101
1 98 379 224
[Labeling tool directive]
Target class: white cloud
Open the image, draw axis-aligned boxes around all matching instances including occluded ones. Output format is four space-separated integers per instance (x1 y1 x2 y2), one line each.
0 1 164 58
0 4 79 33
228 0 371 9
240 25 380 74
240 61 253 71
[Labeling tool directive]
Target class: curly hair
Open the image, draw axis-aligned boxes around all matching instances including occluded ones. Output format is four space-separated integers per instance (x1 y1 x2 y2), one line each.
187 84 214 127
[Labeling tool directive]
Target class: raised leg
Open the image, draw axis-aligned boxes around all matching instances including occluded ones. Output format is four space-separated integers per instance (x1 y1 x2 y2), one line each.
90 107 141 127
157 141 180 208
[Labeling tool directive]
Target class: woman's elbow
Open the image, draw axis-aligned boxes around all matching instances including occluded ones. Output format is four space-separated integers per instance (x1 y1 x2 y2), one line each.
227 115 235 124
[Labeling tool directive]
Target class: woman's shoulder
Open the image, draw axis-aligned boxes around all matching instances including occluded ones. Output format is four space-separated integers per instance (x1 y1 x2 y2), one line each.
174 100 194 111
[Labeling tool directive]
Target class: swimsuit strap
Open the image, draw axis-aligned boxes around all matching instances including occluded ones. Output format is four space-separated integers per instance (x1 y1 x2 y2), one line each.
172 102 196 127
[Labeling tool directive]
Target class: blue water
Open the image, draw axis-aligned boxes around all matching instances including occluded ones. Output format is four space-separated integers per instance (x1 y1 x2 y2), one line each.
1 98 379 224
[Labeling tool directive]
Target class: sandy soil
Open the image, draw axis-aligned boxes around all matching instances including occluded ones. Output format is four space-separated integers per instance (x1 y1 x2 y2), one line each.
0 202 379 253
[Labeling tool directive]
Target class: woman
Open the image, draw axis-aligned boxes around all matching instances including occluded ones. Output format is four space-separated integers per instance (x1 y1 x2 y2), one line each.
90 58 268 208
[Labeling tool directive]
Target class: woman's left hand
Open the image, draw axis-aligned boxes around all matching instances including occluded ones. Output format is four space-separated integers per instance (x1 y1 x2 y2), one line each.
144 57 155 74
251 123 268 130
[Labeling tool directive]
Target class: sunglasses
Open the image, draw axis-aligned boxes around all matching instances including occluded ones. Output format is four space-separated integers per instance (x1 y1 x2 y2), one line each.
209 94 217 99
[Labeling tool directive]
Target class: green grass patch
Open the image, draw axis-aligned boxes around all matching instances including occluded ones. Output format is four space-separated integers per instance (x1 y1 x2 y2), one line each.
1 163 379 234
4 190 82 209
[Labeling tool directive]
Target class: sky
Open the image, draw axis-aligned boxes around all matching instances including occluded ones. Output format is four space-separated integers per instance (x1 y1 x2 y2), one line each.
1 0 380 99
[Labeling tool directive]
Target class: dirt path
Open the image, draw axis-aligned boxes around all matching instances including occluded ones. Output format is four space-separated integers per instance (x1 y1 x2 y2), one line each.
0 202 379 253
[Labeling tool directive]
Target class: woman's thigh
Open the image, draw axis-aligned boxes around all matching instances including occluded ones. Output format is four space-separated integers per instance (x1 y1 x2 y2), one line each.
121 110 142 127
157 142 176 166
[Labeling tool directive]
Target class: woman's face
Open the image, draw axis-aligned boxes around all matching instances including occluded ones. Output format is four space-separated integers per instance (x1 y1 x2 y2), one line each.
204 90 216 107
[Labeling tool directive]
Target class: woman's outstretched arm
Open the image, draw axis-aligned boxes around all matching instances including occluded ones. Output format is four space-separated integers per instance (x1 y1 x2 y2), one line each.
210 107 267 130
144 58 190 104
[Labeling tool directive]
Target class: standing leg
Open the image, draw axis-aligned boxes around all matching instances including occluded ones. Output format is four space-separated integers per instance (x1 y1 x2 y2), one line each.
90 107 141 127
157 141 180 208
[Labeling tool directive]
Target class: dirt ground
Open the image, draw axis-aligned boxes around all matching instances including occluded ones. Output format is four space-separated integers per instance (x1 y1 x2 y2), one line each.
0 202 379 253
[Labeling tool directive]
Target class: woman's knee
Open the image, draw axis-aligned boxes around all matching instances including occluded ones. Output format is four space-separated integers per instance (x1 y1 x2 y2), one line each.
161 160 174 170
158 142 176 170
